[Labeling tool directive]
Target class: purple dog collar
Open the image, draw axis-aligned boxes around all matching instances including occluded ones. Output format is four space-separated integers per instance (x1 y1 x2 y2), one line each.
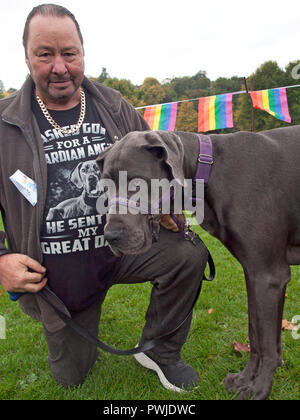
107 134 213 215
195 134 213 184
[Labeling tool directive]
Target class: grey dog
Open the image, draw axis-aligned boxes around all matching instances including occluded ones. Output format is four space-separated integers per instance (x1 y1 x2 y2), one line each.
96 126 300 400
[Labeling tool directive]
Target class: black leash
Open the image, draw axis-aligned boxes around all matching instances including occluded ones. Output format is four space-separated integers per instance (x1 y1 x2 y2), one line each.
38 237 215 356
39 278 201 356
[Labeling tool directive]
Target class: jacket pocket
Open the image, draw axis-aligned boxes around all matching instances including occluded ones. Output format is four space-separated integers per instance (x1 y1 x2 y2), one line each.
18 293 42 322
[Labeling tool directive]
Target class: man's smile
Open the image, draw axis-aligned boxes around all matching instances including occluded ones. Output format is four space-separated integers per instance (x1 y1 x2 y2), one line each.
49 79 73 88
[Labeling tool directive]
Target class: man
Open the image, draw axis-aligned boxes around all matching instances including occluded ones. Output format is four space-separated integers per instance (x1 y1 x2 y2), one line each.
0 4 207 391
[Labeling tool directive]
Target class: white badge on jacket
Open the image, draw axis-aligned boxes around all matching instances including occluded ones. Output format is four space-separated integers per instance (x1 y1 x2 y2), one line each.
9 170 37 206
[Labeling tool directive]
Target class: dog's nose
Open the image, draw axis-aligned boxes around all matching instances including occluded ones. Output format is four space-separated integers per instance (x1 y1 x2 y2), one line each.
104 228 123 245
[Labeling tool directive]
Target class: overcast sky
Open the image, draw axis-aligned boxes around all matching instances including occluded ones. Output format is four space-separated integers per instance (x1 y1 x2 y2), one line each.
1 0 300 92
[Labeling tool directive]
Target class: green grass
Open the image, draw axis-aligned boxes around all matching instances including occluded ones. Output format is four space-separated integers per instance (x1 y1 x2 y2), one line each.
0 224 299 400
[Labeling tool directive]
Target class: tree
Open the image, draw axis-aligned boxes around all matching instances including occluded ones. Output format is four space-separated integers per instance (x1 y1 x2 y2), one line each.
97 67 110 84
163 70 211 103
284 60 300 127
138 77 166 106
236 61 296 131
175 101 198 132
87 61 300 132
211 76 244 95
0 80 4 99
103 78 140 106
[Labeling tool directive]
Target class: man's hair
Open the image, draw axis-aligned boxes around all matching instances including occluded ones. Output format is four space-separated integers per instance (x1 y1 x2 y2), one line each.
23 3 84 56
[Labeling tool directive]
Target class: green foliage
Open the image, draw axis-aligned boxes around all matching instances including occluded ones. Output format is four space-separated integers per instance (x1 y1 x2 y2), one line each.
163 71 211 102
176 101 198 132
89 59 300 132
211 76 244 95
103 78 140 107
0 80 4 99
237 60 300 131
138 77 167 106
97 67 110 84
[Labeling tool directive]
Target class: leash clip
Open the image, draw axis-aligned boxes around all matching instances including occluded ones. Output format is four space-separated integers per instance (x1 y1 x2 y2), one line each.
183 222 198 246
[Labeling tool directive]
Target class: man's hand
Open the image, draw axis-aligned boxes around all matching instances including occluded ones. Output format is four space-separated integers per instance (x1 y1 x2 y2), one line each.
0 253 47 294
159 214 186 232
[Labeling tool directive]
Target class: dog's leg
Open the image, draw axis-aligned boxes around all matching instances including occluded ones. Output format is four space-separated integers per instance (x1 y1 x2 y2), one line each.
224 270 260 393
224 262 290 400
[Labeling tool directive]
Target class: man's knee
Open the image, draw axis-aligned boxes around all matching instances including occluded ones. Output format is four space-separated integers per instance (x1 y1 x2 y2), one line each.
170 233 208 274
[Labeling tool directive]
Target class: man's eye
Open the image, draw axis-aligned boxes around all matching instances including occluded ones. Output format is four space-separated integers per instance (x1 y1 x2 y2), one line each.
64 53 76 58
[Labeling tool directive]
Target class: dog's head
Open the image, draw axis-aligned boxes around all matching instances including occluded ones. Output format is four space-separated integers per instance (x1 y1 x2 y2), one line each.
96 131 184 256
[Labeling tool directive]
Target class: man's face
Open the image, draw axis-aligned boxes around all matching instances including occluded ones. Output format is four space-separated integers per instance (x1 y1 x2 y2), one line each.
25 15 85 105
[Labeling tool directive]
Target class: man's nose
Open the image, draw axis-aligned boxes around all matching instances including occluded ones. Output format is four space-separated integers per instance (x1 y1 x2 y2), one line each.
52 55 68 75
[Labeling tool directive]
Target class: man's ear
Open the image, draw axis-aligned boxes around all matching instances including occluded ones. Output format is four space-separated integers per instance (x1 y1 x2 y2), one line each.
25 55 30 72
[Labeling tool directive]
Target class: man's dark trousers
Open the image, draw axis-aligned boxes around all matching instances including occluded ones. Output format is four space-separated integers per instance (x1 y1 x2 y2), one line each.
43 228 208 387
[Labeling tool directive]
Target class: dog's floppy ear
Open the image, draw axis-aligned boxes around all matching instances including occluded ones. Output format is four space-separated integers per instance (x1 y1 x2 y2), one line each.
96 144 113 173
140 131 185 186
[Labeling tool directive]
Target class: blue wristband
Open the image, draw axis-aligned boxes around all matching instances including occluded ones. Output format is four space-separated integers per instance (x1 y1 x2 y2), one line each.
8 292 24 301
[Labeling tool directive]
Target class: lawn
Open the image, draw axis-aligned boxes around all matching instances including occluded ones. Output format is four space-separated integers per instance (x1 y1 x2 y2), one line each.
0 221 299 400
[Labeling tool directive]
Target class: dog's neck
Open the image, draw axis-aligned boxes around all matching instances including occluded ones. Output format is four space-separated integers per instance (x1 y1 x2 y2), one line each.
179 132 203 181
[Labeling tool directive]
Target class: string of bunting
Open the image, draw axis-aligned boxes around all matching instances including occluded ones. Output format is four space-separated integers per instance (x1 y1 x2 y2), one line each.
136 83 300 132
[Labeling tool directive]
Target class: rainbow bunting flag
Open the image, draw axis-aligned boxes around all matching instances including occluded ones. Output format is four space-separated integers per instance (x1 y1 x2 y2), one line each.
198 93 233 132
250 88 291 123
144 102 178 131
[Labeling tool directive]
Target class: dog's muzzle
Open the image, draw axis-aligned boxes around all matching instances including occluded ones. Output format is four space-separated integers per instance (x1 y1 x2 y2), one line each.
107 195 162 243
106 190 195 245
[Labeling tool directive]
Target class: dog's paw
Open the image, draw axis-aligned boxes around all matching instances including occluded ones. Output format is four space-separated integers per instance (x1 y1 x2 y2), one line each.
225 373 272 400
224 373 252 394
237 384 271 400
240 374 273 400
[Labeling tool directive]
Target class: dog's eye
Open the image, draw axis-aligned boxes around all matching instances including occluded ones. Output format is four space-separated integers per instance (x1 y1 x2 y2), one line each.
129 178 144 189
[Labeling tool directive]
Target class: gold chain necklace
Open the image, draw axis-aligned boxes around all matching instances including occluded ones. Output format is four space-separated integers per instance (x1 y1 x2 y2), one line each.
36 89 86 135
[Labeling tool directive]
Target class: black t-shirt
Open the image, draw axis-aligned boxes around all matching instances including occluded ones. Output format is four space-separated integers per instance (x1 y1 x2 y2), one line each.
32 89 119 313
